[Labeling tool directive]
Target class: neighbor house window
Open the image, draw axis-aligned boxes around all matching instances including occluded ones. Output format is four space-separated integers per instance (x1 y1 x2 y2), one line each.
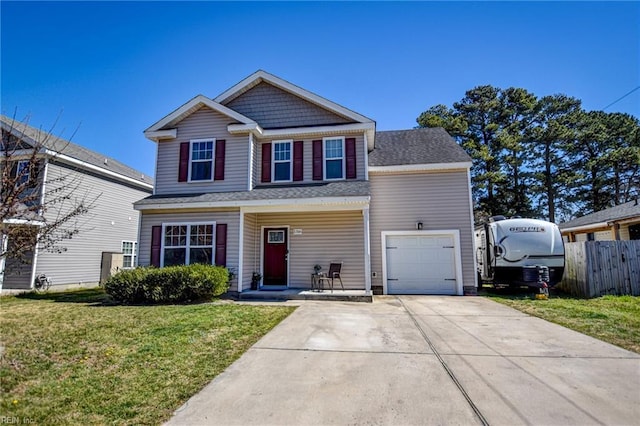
162 223 215 266
122 241 137 268
324 137 344 180
16 160 30 186
190 139 214 181
273 141 292 182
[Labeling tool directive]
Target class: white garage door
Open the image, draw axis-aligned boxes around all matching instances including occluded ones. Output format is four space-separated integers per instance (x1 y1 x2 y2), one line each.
385 234 458 295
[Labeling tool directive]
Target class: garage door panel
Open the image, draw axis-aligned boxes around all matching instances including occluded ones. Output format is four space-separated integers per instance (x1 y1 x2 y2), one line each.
385 234 458 295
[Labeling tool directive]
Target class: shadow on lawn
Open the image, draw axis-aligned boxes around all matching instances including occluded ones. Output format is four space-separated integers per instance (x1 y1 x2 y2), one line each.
16 288 113 305
478 284 573 300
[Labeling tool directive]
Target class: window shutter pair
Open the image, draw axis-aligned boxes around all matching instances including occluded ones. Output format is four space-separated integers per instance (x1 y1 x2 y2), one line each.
150 223 227 267
312 138 356 180
178 140 225 182
261 142 303 183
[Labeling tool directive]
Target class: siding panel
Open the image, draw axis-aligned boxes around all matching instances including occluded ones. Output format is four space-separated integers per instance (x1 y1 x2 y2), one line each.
369 171 475 291
226 82 353 129
242 213 258 290
34 162 150 287
138 209 240 291
253 211 365 289
256 135 366 185
155 107 248 195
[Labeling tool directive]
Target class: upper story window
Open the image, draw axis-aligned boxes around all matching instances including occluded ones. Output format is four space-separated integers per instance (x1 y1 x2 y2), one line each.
273 140 292 182
189 139 214 182
324 137 345 180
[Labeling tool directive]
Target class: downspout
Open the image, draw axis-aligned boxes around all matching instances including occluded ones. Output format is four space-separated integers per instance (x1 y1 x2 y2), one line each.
247 134 254 191
363 206 371 295
30 158 49 289
0 232 7 291
364 132 369 181
466 167 478 290
237 208 245 293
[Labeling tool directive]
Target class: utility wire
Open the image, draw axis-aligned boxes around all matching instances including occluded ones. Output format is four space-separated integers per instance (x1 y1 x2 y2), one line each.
602 86 640 111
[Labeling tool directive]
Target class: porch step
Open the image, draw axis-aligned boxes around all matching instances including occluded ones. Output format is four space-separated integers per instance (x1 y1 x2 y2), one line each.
236 288 372 303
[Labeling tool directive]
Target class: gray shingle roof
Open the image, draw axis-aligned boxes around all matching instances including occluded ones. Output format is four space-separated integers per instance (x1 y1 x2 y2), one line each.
1 115 151 188
369 128 471 166
558 200 640 229
135 180 370 207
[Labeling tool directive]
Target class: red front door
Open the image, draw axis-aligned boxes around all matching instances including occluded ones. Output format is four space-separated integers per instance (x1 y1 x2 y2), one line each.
263 228 288 286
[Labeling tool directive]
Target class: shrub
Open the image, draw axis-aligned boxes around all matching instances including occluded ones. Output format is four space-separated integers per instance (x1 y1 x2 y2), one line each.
104 264 230 304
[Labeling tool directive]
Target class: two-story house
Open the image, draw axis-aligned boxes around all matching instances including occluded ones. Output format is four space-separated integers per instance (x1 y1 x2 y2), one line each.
135 71 476 295
1 115 153 291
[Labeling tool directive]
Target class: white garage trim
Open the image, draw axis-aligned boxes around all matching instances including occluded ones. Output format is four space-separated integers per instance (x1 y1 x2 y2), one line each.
381 230 464 295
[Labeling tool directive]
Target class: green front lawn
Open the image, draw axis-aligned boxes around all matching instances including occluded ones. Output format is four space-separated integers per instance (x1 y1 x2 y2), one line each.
484 290 640 354
0 289 295 424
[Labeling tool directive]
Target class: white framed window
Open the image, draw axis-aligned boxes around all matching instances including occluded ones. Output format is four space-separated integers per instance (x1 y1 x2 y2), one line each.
189 139 215 182
323 137 345 180
268 230 285 243
272 140 292 182
16 160 31 186
122 241 137 268
161 222 215 267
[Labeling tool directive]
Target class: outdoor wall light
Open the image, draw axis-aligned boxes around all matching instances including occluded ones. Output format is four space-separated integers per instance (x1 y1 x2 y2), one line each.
416 222 423 230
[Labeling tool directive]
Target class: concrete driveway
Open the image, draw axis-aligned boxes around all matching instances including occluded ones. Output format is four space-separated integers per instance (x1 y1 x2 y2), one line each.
167 296 640 425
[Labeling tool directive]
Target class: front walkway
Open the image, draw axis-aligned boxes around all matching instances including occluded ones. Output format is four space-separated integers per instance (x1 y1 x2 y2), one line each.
166 296 640 425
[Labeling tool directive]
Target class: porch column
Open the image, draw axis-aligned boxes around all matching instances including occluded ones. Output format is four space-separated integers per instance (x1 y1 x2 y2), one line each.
363 207 371 295
237 208 244 294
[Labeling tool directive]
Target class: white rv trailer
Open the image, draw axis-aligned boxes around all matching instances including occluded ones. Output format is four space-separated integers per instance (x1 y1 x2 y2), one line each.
475 216 565 287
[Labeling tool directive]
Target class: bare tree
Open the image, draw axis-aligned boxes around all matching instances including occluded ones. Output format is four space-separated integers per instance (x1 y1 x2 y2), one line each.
1 112 99 285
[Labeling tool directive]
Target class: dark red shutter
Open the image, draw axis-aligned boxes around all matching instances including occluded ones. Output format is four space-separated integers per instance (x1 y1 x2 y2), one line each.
261 143 272 183
312 140 323 180
214 139 225 180
151 226 162 267
178 142 189 182
293 141 303 181
346 137 357 179
215 224 227 266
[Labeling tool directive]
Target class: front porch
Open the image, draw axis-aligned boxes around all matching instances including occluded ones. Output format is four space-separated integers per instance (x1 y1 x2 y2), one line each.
235 288 372 303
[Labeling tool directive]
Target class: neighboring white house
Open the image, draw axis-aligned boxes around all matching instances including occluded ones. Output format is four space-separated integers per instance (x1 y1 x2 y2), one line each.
135 70 476 295
1 115 153 291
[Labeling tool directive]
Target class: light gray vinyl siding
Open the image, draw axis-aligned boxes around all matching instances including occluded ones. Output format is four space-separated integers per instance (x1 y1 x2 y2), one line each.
241 213 258 290
369 170 475 289
34 161 150 287
225 82 353 129
255 135 366 185
249 211 365 289
138 209 240 291
154 107 248 195
3 243 34 289
251 137 259 189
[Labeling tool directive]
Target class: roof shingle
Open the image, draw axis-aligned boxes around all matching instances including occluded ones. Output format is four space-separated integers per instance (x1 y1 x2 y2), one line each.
1 115 151 187
369 128 471 166
559 200 640 229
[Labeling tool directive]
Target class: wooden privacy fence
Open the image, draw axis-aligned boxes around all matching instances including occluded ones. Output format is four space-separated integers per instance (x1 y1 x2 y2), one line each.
559 241 640 298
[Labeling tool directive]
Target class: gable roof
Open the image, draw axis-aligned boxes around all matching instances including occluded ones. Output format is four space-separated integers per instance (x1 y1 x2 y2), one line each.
369 128 472 168
559 200 640 230
214 70 375 125
144 95 257 141
1 115 152 190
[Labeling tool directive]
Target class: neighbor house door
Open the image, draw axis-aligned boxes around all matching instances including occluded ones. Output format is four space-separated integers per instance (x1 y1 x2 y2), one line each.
263 228 288 286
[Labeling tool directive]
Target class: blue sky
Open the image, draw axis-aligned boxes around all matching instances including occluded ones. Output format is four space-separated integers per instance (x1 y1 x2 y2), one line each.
2 1 638 178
